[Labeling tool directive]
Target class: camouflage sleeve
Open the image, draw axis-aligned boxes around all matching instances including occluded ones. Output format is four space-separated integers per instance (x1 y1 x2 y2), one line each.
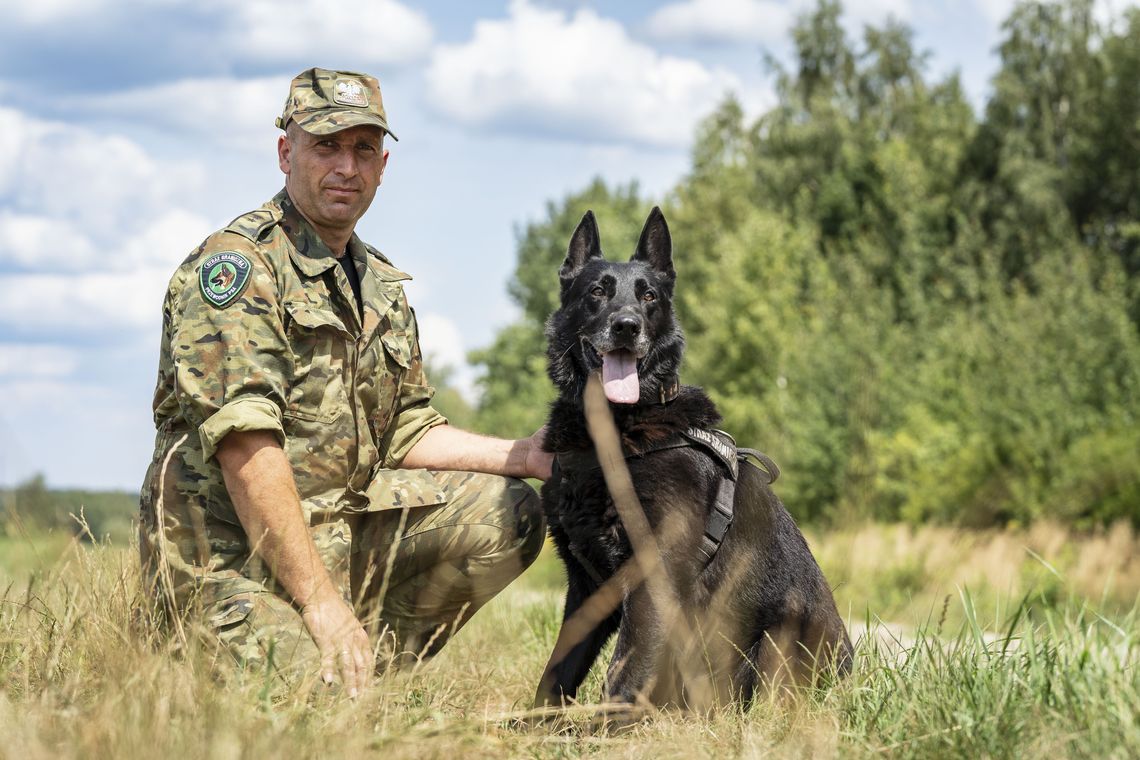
170 236 290 461
380 304 447 468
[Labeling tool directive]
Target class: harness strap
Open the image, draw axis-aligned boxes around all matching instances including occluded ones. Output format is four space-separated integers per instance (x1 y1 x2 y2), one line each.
697 473 736 564
738 447 779 484
680 427 738 479
551 429 780 570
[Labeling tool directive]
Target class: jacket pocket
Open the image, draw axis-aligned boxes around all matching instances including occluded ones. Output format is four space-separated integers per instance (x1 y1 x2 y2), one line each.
380 328 413 370
283 301 352 424
362 468 447 512
207 591 256 630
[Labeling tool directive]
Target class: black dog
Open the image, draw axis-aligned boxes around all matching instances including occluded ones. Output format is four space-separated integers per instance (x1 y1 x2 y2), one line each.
534 208 852 712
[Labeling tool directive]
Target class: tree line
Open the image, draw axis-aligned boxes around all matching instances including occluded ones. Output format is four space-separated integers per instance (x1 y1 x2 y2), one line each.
466 0 1140 528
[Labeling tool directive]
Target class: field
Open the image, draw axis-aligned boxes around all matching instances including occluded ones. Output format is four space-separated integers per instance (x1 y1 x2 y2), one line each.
1 520 1139 759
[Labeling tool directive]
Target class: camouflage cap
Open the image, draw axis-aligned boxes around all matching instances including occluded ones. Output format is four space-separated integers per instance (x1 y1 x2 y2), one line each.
276 67 398 141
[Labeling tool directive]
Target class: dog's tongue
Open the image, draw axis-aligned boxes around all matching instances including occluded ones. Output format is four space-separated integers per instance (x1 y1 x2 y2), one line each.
601 350 639 404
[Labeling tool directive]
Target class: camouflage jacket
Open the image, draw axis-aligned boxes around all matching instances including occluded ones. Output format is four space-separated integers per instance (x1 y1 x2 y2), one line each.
145 189 448 538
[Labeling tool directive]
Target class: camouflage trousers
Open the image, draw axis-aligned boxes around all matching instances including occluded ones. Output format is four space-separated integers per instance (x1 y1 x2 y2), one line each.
149 471 544 685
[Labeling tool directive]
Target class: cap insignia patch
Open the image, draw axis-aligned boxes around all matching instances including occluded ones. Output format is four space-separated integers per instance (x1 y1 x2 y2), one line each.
333 78 369 107
199 251 252 308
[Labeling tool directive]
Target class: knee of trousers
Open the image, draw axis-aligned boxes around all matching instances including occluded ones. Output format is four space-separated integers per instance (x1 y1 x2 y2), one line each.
508 479 546 570
460 475 545 569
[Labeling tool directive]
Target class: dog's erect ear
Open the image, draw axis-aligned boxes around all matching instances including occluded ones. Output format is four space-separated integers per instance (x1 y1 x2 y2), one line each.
560 210 604 281
631 206 674 277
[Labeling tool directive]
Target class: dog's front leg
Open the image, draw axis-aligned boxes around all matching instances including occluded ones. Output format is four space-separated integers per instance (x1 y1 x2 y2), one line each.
603 585 666 709
534 575 621 709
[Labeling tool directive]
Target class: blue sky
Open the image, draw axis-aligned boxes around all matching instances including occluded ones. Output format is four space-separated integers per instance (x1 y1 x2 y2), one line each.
0 0 1126 490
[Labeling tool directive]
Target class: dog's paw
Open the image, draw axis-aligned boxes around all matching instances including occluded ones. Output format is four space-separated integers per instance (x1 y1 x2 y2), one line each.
519 693 579 734
587 702 648 735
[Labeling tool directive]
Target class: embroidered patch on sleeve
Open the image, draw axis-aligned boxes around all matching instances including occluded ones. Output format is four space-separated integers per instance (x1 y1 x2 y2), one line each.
199 251 252 308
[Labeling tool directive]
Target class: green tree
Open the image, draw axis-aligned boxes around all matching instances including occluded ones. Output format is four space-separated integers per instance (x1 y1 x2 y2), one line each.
473 0 1140 528
959 1 1140 293
422 357 476 431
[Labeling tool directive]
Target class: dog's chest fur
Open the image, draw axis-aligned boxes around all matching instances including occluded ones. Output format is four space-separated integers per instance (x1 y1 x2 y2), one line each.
541 388 722 578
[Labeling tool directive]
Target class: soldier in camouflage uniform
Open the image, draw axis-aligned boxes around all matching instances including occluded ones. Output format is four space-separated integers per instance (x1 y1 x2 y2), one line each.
139 68 551 696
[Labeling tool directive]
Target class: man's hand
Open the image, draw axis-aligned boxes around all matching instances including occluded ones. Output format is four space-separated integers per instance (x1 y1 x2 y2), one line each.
301 593 372 698
522 424 554 481
217 430 373 696
402 423 555 480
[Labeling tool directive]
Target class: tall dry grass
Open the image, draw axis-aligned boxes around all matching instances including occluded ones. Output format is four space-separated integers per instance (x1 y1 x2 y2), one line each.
811 520 1140 626
1 521 1138 758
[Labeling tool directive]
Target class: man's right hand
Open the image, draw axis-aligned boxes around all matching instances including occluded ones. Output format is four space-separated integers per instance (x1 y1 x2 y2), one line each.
217 430 374 696
301 593 372 697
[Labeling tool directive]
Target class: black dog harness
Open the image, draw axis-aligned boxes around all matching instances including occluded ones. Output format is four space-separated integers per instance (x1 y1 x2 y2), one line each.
550 428 780 574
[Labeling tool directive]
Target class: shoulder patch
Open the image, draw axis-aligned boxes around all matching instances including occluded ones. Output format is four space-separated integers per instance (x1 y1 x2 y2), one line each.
200 251 253 308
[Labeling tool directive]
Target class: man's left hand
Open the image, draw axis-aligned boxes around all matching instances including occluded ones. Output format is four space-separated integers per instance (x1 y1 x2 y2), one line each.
402 423 554 480
522 425 554 481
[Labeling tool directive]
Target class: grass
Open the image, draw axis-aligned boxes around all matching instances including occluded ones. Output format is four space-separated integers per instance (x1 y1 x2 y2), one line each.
1 522 1138 758
0 533 73 581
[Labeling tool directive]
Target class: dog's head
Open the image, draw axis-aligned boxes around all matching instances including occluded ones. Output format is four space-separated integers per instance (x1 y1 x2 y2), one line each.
211 265 235 290
545 207 684 405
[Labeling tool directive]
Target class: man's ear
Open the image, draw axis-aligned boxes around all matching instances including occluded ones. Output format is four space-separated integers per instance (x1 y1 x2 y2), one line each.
277 134 291 175
631 206 674 278
560 210 604 282
377 147 390 186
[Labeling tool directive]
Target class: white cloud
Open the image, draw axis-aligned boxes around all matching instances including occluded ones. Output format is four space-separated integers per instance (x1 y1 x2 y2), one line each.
227 0 434 64
777 0 913 34
0 108 205 245
837 0 913 24
416 311 476 401
0 269 171 332
646 0 793 45
973 0 1016 27
74 76 285 153
0 379 121 415
0 0 144 25
0 207 205 318
424 0 746 148
974 0 1131 30
122 209 214 269
0 378 152 490
0 107 211 337
0 0 432 66
0 345 79 378
645 0 915 46
0 211 98 270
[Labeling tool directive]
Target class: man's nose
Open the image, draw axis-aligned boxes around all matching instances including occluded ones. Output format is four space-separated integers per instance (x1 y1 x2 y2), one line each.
333 148 359 177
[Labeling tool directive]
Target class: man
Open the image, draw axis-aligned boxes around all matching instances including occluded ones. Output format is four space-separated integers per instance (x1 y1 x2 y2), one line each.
139 68 551 697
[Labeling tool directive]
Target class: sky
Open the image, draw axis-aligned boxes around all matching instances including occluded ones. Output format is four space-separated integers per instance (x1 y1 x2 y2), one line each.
0 0 1124 491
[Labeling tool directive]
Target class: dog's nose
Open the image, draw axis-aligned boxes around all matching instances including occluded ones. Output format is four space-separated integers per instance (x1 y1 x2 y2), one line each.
611 315 641 337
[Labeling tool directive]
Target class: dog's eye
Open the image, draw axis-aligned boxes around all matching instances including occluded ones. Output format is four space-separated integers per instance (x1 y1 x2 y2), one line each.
590 286 605 298
642 291 656 302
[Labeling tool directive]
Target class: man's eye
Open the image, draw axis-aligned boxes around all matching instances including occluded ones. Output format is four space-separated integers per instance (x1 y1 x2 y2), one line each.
357 144 376 153
642 291 656 302
590 286 605 297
